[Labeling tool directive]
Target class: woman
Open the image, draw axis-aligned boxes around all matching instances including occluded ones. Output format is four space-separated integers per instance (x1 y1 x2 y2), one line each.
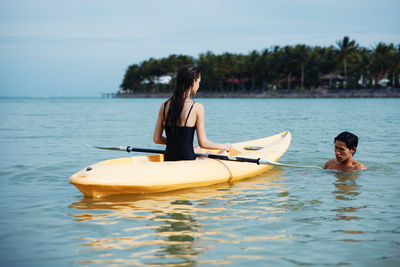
153 65 232 161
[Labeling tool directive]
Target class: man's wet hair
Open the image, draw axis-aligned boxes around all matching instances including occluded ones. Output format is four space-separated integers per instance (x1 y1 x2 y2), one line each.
335 131 358 155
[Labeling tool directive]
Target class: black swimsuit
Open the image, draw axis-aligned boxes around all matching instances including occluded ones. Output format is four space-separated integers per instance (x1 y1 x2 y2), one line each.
163 101 196 161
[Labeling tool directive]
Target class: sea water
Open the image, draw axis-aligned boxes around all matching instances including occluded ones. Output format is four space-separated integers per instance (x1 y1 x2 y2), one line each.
0 97 399 266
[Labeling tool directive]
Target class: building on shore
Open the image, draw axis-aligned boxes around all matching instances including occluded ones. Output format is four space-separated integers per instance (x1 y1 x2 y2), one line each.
320 73 346 89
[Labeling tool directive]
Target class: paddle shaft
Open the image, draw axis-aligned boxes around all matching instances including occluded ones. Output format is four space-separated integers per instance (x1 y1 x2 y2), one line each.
95 146 322 169
124 146 261 164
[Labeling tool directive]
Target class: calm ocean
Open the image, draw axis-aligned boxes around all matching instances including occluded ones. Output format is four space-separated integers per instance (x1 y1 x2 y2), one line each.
0 97 399 266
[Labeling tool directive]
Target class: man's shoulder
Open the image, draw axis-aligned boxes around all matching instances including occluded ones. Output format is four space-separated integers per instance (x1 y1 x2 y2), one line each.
354 161 367 170
326 158 336 164
324 159 336 169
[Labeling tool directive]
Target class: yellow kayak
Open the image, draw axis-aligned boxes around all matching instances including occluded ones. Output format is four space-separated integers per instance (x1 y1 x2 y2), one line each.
69 131 291 197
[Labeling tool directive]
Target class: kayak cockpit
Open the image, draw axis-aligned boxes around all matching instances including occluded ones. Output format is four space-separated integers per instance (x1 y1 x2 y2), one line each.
98 148 244 165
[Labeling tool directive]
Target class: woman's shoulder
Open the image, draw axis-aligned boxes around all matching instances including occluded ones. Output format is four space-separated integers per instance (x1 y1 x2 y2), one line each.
161 99 171 109
192 100 203 107
192 101 204 112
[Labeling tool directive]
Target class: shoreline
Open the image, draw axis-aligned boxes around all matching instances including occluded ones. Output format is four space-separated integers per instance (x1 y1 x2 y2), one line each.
114 88 400 98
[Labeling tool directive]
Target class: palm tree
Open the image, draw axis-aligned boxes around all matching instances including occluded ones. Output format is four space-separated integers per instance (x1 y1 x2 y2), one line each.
198 51 218 92
119 36 399 93
224 53 239 92
372 43 395 87
336 36 359 87
246 50 259 92
213 53 231 92
304 48 321 89
305 46 336 89
395 44 400 88
120 64 143 92
269 46 282 89
356 48 372 88
281 46 297 90
387 44 400 87
256 49 270 91
294 45 309 90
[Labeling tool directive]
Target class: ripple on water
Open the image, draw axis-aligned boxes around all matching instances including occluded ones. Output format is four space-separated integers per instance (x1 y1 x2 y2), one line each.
13 164 31 169
66 171 300 265
1 98 400 266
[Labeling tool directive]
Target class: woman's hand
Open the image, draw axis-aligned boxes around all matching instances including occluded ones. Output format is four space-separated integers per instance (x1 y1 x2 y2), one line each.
220 143 232 153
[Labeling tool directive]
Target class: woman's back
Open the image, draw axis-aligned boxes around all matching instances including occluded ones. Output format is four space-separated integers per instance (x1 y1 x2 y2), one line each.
163 100 196 161
163 100 197 127
153 65 231 161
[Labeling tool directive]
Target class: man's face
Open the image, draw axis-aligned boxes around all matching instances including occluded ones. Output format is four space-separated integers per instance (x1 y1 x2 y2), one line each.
334 140 356 162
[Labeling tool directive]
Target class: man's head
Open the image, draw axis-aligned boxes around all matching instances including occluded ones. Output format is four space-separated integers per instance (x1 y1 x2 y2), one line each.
335 132 358 152
334 132 358 162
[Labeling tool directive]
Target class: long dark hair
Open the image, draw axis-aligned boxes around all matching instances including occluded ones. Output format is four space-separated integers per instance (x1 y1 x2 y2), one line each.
165 65 201 127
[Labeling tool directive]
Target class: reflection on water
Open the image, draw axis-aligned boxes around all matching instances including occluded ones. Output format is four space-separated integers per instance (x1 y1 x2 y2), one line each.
1 98 398 266
332 171 361 201
332 171 361 221
69 170 292 265
331 171 365 243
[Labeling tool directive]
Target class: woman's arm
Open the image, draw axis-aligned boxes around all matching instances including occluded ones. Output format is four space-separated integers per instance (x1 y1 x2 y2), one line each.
195 103 231 151
153 104 167 145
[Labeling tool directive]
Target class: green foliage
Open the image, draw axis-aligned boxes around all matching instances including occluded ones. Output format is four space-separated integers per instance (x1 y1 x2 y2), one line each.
120 37 400 93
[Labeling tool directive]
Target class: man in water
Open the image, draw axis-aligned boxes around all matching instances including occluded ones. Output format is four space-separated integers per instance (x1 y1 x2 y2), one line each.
324 131 367 171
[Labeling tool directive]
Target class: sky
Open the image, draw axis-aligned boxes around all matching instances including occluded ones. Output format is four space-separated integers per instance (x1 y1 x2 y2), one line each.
0 0 399 97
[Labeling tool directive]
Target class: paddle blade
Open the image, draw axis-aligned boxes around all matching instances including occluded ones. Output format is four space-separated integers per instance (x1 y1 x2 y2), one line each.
258 159 322 169
94 146 128 151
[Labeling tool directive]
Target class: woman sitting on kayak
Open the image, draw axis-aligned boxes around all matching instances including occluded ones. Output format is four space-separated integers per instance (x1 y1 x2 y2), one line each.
153 65 232 161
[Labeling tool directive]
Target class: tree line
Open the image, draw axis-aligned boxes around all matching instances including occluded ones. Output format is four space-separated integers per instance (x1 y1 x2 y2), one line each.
120 36 400 94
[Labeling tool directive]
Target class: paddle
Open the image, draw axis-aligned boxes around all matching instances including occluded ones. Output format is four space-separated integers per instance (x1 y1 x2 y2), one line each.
94 146 322 169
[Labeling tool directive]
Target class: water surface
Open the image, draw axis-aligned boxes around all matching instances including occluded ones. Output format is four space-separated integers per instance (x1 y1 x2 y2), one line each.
0 97 399 266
